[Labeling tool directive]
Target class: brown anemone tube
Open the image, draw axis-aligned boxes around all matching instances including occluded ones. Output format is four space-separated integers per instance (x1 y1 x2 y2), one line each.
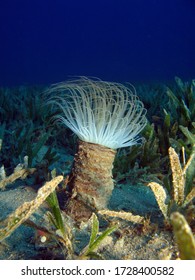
65 140 117 222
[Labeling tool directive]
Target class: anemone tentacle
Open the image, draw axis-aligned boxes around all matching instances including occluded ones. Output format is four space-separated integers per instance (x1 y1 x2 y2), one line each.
47 77 147 149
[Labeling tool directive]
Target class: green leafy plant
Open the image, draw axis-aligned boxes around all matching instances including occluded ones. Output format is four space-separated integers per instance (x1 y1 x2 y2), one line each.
148 146 195 223
179 124 195 194
46 172 73 255
113 122 165 184
79 213 117 259
170 212 195 260
166 77 195 128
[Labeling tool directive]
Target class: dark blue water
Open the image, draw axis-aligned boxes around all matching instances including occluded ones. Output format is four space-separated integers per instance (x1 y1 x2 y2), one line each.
0 0 194 86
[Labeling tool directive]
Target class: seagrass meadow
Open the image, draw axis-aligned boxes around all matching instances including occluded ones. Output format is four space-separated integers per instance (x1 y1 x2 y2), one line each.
0 77 194 260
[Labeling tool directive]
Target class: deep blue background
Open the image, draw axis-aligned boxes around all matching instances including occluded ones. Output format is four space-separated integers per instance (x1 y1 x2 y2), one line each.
0 0 195 86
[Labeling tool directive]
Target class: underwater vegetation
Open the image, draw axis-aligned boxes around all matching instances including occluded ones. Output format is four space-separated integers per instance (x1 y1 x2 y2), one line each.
0 77 194 260
170 212 195 260
148 146 195 223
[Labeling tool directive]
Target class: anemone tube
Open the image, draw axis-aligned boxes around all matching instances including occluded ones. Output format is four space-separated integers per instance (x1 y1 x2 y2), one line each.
47 77 147 221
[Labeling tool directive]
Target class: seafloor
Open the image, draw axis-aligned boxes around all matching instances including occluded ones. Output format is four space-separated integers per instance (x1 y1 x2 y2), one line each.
0 79 194 259
0 171 177 260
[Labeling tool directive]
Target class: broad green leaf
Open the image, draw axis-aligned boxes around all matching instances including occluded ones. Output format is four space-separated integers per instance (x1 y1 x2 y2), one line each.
89 213 99 247
171 212 195 260
166 87 180 107
89 225 117 252
47 190 66 236
179 125 195 145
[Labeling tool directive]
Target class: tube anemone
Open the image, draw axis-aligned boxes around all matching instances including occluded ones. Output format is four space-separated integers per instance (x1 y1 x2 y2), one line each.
47 77 147 221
